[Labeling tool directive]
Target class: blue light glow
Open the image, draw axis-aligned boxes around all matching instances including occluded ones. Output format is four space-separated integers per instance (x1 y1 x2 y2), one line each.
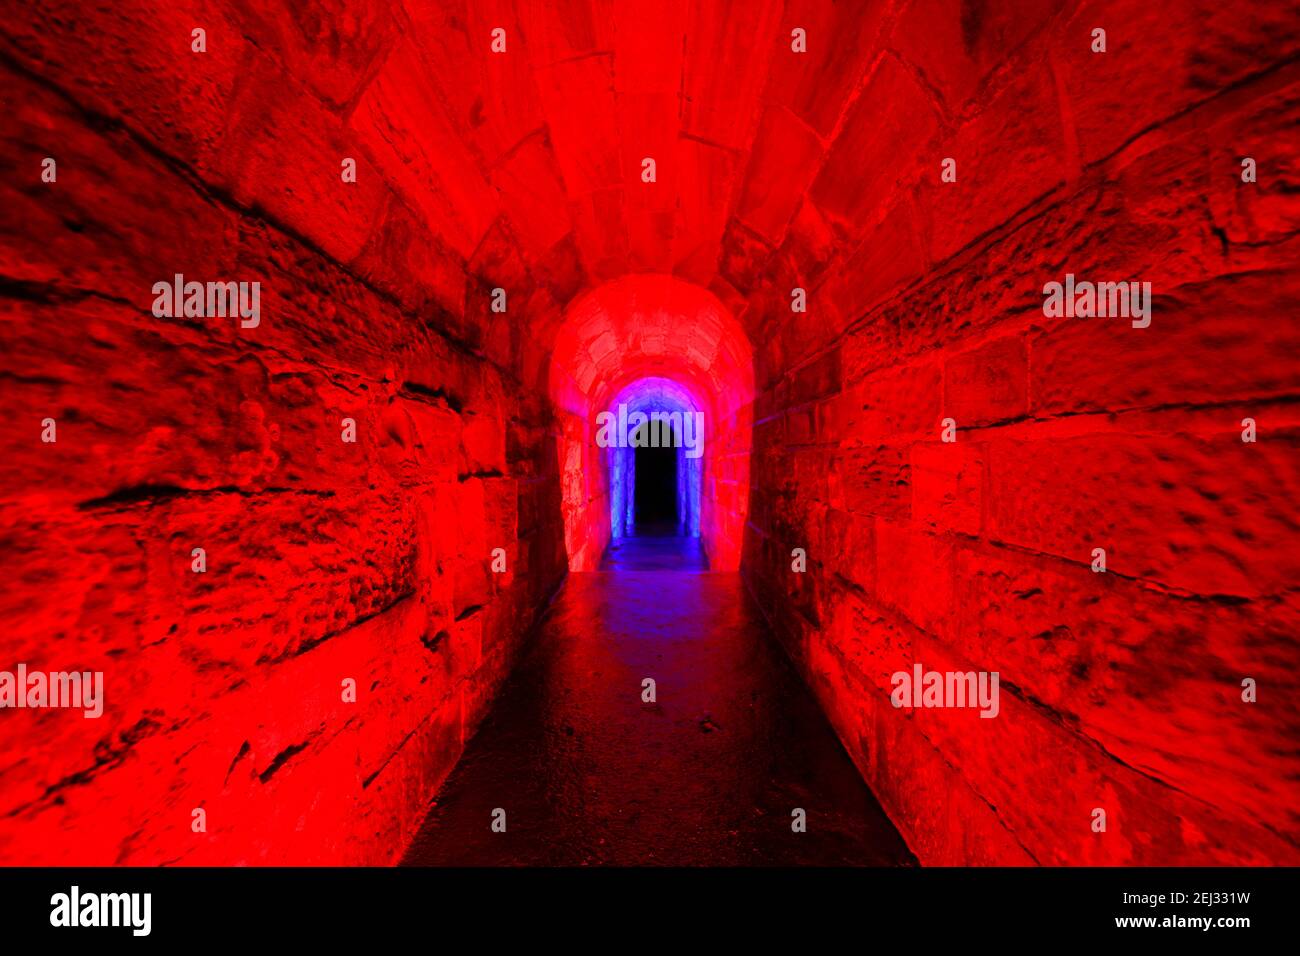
606 377 703 538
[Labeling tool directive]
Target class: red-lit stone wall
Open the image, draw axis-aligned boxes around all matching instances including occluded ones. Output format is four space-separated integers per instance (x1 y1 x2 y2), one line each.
0 1 570 864
547 276 753 570
736 1 1300 864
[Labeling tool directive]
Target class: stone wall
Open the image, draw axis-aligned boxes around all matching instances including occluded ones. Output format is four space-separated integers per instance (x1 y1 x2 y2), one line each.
736 0 1300 864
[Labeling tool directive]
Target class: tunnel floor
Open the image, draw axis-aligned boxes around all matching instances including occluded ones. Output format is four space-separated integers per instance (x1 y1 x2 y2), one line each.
401 539 916 866
599 523 709 571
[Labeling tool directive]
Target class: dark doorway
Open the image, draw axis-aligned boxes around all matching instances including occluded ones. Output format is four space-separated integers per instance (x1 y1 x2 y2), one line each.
634 428 677 531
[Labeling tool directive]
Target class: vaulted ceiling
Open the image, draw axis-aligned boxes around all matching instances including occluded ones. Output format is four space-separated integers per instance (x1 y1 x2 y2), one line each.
344 0 890 310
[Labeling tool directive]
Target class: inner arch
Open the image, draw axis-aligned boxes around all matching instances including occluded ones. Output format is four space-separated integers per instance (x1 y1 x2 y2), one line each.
548 274 754 571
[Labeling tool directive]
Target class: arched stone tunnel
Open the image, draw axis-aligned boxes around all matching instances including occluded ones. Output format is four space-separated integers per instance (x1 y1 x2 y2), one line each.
1 0 1298 867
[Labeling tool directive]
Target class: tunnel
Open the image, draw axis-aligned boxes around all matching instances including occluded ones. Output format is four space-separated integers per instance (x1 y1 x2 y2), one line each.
0 0 1298 870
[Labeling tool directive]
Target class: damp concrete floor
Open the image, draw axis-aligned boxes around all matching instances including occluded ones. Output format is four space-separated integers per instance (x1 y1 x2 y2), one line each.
401 534 915 866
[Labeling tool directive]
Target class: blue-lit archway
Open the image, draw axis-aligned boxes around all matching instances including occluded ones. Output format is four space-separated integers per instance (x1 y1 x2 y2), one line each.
606 377 703 539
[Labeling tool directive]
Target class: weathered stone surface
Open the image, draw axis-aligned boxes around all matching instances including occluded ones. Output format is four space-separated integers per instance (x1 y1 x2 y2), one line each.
0 9 568 865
